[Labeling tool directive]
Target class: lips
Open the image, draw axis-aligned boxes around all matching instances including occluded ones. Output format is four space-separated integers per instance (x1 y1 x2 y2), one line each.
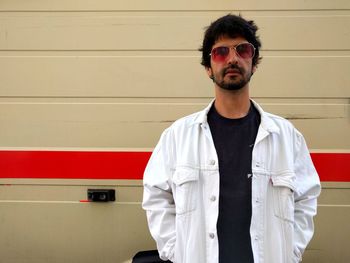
224 66 242 76
224 69 241 77
225 69 240 74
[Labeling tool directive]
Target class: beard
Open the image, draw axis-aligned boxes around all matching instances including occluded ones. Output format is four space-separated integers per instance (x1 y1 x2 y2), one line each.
211 64 252 91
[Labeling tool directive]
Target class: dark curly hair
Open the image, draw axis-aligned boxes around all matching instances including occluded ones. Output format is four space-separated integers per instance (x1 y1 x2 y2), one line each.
199 14 262 68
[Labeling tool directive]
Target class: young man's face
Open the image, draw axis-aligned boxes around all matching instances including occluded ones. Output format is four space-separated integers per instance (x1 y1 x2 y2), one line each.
206 35 256 91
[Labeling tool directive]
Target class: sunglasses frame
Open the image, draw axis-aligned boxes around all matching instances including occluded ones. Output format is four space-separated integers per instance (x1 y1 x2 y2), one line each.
210 42 256 62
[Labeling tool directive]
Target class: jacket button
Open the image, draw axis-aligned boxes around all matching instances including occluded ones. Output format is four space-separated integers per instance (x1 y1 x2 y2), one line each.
209 233 215 239
210 196 216 202
209 160 216 165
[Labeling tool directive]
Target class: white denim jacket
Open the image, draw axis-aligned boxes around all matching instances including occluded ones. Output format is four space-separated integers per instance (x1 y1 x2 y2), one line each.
142 100 321 263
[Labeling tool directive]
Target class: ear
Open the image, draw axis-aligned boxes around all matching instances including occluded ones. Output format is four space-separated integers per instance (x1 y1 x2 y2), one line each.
252 65 257 74
206 67 213 79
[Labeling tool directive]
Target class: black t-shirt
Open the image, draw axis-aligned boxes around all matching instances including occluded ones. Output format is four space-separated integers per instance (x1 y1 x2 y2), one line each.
207 102 260 263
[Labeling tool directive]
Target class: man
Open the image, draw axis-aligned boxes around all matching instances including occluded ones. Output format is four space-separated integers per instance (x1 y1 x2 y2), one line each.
142 14 321 263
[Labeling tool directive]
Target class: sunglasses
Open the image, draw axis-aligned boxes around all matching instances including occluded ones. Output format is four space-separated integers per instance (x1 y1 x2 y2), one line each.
210 42 256 62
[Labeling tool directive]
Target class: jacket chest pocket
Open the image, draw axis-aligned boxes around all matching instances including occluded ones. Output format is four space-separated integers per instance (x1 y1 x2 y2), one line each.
271 174 296 223
172 167 199 215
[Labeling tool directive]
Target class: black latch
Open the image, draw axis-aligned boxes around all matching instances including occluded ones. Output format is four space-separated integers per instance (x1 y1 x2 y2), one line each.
87 189 115 202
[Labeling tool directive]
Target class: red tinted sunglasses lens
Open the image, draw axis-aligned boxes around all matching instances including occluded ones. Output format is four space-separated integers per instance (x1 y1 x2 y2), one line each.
211 43 255 62
236 43 255 58
211 46 230 62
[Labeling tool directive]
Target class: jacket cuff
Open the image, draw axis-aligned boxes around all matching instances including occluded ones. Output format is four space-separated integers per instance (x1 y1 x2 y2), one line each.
293 249 302 262
159 242 175 262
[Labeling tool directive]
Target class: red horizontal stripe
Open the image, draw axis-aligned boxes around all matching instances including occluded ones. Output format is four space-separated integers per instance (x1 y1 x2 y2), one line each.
0 151 151 180
311 153 349 182
0 151 349 182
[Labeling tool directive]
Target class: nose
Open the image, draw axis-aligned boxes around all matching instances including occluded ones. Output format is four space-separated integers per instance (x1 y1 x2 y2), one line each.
226 48 239 64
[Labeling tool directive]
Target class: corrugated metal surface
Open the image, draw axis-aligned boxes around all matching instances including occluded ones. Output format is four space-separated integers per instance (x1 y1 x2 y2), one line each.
0 1 349 262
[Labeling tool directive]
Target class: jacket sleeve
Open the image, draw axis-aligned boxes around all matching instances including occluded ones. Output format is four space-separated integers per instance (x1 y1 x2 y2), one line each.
292 131 321 262
142 128 176 262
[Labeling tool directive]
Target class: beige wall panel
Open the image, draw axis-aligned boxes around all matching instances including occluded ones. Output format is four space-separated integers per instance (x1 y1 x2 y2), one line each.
318 187 350 205
0 178 143 186
291 118 350 150
0 184 349 263
0 12 349 51
252 56 350 98
0 56 210 98
306 206 350 263
0 185 143 202
0 102 348 149
0 202 154 263
0 0 349 11
1 56 350 98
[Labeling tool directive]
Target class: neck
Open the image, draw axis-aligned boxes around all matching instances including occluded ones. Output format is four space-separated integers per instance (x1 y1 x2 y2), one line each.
214 85 251 119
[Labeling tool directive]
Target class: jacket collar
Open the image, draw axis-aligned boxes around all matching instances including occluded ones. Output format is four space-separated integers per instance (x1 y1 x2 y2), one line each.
194 99 280 135
251 99 280 135
193 99 215 125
